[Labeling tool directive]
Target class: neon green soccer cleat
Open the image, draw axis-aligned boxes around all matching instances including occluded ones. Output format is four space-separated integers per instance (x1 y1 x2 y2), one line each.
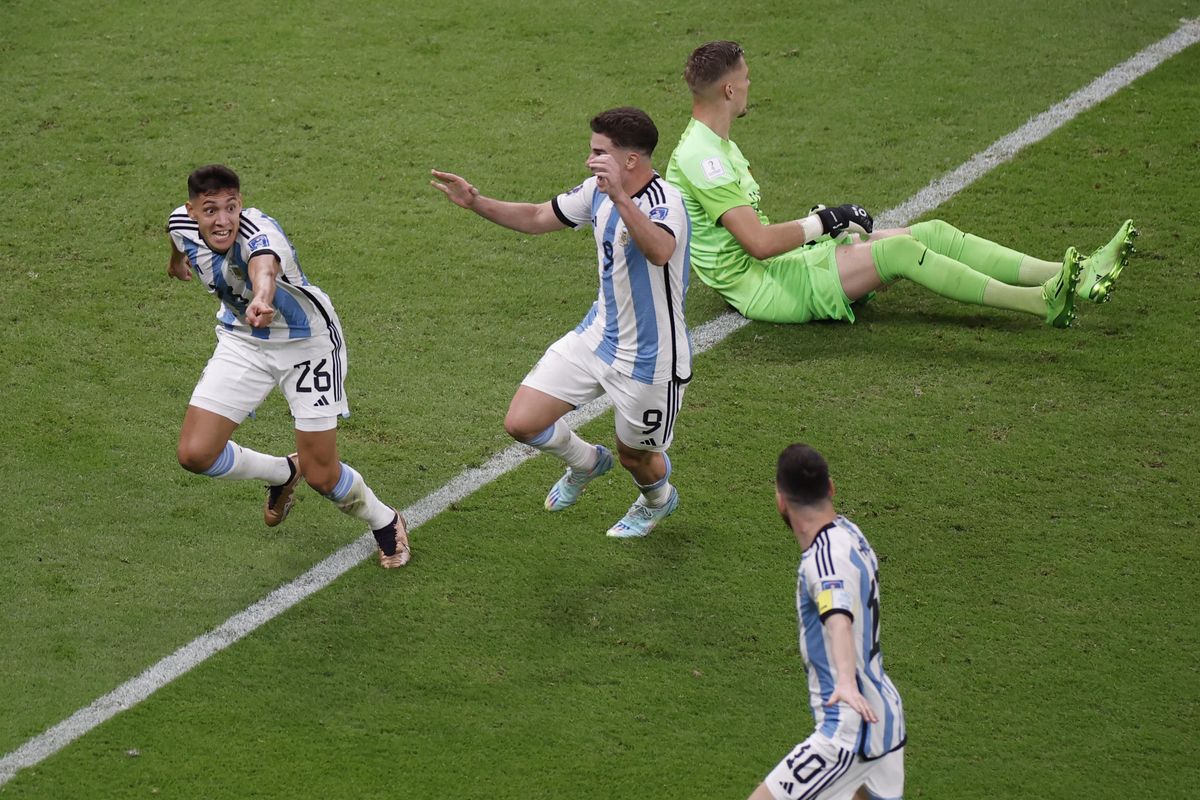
1077 219 1137 303
1043 247 1082 328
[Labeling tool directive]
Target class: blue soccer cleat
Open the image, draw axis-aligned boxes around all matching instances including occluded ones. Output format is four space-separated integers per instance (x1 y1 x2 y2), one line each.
544 445 613 511
606 487 679 539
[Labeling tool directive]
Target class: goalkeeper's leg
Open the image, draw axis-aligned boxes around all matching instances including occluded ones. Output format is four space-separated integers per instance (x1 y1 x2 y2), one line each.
911 218 1135 302
836 231 1081 327
909 219 1061 286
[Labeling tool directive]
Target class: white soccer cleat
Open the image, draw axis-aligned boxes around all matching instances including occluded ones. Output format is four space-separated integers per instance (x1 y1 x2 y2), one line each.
544 445 613 511
606 487 679 539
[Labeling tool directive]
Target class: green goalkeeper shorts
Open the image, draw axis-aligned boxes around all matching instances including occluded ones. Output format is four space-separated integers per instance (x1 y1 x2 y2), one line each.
740 239 856 324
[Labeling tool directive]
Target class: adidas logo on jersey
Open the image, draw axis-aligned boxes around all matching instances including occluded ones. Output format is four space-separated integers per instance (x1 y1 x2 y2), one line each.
779 781 795 795
313 396 330 407
639 438 657 447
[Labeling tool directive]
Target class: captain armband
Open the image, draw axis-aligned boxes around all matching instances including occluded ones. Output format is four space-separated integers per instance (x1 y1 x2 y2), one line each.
817 586 854 621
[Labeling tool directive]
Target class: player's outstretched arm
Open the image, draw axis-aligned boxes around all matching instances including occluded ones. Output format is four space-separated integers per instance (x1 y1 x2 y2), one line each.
166 238 192 281
245 253 280 328
721 202 874 261
430 169 565 235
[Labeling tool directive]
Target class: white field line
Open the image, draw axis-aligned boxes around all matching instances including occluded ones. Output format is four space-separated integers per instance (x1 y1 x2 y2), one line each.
3 17 1197 786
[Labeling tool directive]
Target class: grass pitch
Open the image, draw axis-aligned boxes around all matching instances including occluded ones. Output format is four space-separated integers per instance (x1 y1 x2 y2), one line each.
1 1 1198 797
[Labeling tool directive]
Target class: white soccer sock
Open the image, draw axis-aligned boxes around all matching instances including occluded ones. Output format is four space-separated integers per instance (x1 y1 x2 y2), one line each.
526 421 597 472
322 462 396 530
202 441 292 484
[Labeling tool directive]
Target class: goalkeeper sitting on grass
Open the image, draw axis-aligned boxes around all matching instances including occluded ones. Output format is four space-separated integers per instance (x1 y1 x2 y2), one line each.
666 40 1136 329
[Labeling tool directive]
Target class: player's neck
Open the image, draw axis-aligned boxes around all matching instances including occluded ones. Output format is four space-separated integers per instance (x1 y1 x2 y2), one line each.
790 506 838 549
622 164 656 195
692 103 733 140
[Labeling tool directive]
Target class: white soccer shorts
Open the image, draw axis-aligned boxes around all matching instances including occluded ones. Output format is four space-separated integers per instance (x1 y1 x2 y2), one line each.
521 332 686 452
190 327 349 432
764 733 904 800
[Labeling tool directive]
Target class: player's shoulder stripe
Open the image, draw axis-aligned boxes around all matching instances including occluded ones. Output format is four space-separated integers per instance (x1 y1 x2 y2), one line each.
632 175 658 203
168 209 197 231
641 178 659 205
238 210 261 235
812 527 837 577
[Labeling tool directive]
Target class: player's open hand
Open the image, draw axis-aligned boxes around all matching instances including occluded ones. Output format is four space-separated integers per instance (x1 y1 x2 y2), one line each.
826 682 879 723
246 297 275 328
430 169 480 210
586 154 624 198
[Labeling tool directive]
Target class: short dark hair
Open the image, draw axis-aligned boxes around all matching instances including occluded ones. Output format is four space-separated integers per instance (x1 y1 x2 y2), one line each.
776 444 832 507
684 40 745 93
187 164 240 198
590 107 659 156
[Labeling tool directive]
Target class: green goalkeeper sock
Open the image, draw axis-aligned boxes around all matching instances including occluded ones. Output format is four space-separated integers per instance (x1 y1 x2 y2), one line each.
910 219 1056 286
871 233 1043 316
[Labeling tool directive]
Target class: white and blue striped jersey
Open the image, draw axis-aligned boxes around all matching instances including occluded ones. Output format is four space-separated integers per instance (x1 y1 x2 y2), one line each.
797 515 905 759
551 174 692 385
167 206 340 343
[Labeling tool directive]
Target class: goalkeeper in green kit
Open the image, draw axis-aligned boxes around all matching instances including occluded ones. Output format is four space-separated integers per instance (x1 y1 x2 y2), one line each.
666 40 1136 328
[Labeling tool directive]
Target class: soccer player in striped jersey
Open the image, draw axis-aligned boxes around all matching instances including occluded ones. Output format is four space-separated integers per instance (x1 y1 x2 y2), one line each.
431 107 691 538
748 444 905 800
668 40 1136 330
165 165 409 568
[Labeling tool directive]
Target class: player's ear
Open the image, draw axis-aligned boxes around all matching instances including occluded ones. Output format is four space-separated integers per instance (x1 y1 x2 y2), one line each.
185 200 196 220
828 479 836 499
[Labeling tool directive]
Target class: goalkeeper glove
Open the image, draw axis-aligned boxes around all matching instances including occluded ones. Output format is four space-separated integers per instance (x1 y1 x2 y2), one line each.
814 204 874 238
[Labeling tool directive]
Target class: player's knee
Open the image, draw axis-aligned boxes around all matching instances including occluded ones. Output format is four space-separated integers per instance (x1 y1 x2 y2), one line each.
503 411 539 444
909 218 964 255
872 233 924 283
177 442 216 474
876 232 922 256
301 461 339 495
617 446 654 472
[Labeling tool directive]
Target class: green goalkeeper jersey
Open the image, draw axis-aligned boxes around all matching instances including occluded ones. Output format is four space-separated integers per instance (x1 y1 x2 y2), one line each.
665 118 767 310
